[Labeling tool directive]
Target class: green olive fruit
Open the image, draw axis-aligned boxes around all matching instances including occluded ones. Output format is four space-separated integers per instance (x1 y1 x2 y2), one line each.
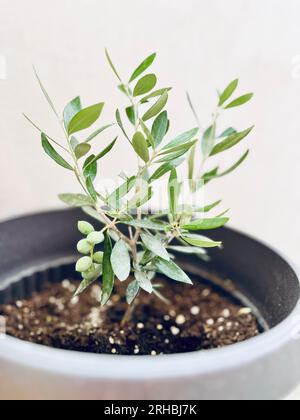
87 231 105 245
82 266 97 281
93 251 104 264
82 264 102 280
76 256 93 273
78 221 94 236
77 239 93 255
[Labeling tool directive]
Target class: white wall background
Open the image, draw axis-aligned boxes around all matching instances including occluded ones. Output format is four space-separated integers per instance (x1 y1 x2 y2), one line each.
0 0 300 266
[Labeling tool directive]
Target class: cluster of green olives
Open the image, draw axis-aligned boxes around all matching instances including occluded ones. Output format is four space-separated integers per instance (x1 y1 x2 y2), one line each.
75 221 104 282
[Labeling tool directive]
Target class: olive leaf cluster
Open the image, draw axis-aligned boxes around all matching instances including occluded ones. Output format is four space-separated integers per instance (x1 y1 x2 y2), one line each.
26 51 254 307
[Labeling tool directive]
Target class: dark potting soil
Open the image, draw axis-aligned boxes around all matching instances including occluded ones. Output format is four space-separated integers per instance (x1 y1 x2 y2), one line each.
0 277 260 355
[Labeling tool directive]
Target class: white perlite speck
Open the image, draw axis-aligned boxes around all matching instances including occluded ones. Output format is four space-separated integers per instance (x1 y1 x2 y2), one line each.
222 309 231 318
238 308 252 315
71 296 79 305
90 285 102 300
176 315 186 325
62 280 71 289
190 306 200 315
170 326 180 336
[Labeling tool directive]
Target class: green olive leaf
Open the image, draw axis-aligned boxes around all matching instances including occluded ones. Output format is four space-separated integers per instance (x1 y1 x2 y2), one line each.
132 132 150 163
59 193 93 207
150 157 184 182
201 167 219 185
118 84 128 96
105 49 122 82
182 217 229 231
135 271 153 294
101 233 115 305
126 280 140 304
75 142 91 160
111 239 131 281
107 176 137 209
133 74 157 97
218 79 239 107
202 124 216 157
68 103 104 135
86 176 98 201
129 53 156 83
167 245 207 256
41 133 73 171
210 126 254 156
200 200 222 213
225 93 254 109
126 106 136 126
154 258 193 284
139 119 155 149
63 97 82 130
217 150 249 177
188 144 196 189
116 109 131 142
182 234 222 248
83 155 98 182
163 128 199 150
151 111 168 147
219 127 237 138
140 88 172 104
142 91 168 121
156 148 194 163
141 233 170 261
158 139 197 157
33 67 59 118
168 168 179 220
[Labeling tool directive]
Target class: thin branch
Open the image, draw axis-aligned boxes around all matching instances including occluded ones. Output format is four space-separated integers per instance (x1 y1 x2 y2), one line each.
23 114 70 153
186 92 201 129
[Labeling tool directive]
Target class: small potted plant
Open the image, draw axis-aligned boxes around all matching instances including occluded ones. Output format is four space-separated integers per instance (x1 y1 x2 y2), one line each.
0 51 299 401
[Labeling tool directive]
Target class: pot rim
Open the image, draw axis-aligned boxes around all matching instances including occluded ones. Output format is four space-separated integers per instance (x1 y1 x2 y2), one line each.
0 210 299 380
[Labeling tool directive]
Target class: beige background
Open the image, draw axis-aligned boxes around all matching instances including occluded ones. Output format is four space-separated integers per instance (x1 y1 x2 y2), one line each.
0 0 299 399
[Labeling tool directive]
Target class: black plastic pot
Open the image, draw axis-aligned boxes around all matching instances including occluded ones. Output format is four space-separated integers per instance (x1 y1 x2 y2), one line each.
0 208 299 400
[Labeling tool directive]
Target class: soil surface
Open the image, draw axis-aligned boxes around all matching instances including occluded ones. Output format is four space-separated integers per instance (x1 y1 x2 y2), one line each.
0 277 260 355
